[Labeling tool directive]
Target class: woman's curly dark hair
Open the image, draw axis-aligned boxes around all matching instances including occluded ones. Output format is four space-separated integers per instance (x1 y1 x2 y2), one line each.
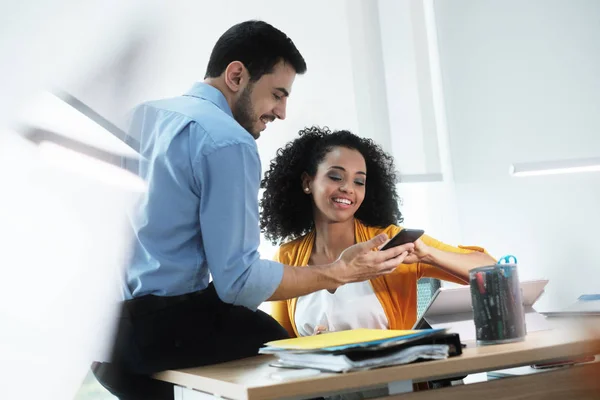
260 126 403 244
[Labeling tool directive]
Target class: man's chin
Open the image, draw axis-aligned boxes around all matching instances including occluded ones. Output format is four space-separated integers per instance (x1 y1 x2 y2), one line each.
250 124 265 139
241 125 260 139
249 129 260 140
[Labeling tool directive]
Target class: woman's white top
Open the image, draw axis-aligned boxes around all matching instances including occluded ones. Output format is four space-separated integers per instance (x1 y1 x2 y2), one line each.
294 280 389 336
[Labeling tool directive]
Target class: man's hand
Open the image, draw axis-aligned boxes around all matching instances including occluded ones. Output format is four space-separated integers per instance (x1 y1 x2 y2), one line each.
268 234 414 302
332 234 414 286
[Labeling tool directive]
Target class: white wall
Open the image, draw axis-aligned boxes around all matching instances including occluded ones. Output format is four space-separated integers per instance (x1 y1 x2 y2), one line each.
434 0 600 310
377 0 463 246
68 0 468 255
63 1 600 314
68 0 466 247
71 0 367 155
67 0 373 259
379 0 440 177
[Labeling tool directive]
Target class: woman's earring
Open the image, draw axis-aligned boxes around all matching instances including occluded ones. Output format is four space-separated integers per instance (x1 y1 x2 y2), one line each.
304 187 310 193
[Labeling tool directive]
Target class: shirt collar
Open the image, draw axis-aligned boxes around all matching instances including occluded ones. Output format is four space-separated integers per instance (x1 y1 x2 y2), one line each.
183 82 233 117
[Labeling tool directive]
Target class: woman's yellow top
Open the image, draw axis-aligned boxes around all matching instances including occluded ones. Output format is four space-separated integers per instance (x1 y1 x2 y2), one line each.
270 220 489 337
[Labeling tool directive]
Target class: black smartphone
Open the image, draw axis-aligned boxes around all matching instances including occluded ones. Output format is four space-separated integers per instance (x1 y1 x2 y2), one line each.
380 229 424 251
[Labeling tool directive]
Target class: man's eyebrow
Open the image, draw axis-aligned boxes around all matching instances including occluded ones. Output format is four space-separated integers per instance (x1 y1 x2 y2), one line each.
275 87 290 97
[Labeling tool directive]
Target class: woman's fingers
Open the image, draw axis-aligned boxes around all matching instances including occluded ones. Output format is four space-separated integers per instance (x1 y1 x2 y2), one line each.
313 325 328 335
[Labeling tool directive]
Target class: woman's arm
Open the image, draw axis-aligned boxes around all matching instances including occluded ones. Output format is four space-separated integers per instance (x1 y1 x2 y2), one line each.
403 235 496 284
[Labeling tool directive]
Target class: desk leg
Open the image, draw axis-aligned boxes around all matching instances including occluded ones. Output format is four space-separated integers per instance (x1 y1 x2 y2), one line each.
174 385 183 400
388 380 413 395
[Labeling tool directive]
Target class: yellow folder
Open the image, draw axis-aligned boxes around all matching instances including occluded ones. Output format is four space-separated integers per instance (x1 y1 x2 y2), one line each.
264 329 422 351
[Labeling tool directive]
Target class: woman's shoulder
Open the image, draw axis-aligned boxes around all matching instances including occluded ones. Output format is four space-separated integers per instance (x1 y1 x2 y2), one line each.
274 234 311 265
278 235 306 253
360 221 402 239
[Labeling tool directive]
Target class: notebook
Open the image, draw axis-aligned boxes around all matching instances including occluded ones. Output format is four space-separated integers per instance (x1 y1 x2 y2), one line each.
261 329 462 373
262 328 447 353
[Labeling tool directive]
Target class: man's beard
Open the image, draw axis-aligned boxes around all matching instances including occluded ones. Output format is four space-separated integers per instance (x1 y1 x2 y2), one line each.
232 84 258 138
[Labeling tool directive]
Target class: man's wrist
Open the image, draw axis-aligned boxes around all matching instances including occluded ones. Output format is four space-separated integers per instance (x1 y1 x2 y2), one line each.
315 261 344 291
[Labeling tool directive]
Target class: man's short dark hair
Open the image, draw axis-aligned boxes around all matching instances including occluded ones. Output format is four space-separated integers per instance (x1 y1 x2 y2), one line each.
204 20 307 81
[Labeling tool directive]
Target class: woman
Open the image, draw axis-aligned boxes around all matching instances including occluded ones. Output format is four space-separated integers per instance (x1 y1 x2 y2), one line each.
260 126 495 337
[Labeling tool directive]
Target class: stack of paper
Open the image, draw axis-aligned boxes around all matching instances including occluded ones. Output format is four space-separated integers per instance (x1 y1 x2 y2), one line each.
260 329 459 373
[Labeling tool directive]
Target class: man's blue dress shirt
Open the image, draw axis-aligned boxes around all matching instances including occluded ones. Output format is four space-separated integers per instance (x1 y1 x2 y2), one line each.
123 83 283 310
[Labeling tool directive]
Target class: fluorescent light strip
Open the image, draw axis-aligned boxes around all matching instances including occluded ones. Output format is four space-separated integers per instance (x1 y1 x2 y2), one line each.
510 157 600 177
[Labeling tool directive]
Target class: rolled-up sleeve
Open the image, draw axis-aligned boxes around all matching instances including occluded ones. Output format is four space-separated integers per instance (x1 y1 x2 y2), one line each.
196 142 283 310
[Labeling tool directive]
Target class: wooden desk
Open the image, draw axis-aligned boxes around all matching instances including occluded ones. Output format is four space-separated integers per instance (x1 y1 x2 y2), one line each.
155 324 600 400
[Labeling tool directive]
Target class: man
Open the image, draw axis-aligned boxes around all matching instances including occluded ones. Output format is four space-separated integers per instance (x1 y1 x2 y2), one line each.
95 20 413 399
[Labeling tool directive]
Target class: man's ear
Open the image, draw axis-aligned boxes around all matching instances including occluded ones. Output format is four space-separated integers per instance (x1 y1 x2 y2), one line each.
223 61 247 93
301 172 312 194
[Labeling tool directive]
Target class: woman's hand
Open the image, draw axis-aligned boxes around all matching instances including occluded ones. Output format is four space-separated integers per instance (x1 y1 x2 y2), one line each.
313 325 328 335
398 238 496 283
400 239 431 264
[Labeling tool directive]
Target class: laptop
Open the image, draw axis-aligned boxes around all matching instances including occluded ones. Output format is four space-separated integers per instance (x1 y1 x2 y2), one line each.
412 279 550 342
541 294 600 318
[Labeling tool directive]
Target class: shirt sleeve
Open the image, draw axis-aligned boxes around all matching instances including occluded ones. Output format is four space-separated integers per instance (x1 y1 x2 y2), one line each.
195 142 283 310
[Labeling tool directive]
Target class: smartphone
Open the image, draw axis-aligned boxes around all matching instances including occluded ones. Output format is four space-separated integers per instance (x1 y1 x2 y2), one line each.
380 229 424 251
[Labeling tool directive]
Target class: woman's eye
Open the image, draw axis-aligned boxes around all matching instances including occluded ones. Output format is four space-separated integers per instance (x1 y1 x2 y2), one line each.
328 175 342 181
354 181 365 186
273 94 281 101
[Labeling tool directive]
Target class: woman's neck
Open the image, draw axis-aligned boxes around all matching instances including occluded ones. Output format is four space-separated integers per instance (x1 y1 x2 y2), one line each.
312 217 356 263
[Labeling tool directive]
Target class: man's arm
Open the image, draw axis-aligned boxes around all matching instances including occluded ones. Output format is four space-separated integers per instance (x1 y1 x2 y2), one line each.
197 141 283 310
268 235 415 301
197 140 414 309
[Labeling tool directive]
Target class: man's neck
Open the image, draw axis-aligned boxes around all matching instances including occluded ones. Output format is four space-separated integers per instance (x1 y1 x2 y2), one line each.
204 78 235 112
312 217 356 263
